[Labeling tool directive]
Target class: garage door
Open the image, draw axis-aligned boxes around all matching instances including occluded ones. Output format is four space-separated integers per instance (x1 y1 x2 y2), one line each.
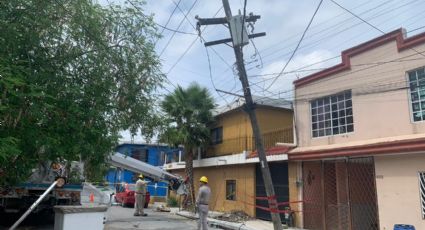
255 162 289 221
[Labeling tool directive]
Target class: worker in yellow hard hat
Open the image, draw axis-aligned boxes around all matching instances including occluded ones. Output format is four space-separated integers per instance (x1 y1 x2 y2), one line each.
134 174 147 217
196 176 211 229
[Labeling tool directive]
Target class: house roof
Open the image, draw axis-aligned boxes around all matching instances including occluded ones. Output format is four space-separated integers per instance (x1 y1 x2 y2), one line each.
288 133 425 160
117 142 169 147
294 28 425 88
213 96 293 117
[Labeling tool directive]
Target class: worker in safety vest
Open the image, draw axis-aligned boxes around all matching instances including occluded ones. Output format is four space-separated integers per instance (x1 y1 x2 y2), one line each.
134 174 148 216
196 176 211 230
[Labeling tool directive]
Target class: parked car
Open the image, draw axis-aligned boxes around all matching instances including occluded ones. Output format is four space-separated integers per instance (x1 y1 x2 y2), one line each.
115 183 150 208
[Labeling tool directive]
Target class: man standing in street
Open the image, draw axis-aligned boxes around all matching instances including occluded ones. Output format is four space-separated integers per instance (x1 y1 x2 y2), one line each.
134 174 148 217
196 176 211 230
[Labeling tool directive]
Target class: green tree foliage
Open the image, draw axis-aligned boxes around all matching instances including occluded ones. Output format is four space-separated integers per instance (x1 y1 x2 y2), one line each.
0 0 163 184
160 83 215 207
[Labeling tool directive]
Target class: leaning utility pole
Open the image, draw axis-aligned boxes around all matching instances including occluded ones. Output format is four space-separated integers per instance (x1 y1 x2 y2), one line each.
196 1 283 229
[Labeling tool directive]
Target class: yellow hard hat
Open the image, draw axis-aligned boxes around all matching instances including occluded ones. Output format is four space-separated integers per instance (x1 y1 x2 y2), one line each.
138 174 144 179
199 176 208 183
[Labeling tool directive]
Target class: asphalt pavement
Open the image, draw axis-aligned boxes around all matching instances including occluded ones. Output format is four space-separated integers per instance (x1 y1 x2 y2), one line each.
105 205 220 230
0 204 221 230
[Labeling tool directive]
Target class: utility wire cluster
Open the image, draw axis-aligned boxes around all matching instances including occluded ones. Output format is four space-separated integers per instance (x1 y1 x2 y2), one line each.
121 0 425 110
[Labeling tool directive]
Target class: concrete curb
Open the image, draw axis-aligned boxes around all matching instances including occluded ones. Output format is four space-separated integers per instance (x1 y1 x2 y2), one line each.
176 211 255 230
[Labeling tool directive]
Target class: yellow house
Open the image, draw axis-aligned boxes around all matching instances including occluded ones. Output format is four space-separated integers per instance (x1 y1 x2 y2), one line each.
165 100 294 219
206 104 293 157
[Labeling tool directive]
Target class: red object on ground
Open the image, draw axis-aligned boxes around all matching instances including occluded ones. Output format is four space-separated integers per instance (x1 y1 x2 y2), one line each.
89 192 94 203
115 183 150 208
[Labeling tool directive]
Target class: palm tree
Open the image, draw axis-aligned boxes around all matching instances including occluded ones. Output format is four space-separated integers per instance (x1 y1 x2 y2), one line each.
160 83 215 208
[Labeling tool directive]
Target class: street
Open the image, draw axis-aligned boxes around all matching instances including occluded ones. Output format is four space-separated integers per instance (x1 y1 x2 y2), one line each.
0 205 221 230
105 205 217 230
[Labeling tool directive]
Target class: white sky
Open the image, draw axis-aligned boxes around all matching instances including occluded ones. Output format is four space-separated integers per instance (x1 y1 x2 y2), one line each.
99 0 425 142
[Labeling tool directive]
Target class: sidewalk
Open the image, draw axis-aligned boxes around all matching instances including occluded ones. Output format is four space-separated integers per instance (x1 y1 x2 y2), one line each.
176 210 304 230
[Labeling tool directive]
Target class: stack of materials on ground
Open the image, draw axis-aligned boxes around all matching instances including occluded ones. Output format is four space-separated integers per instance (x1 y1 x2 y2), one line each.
215 210 253 223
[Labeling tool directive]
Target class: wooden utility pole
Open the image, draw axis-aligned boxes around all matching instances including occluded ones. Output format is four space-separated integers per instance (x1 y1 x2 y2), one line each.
197 1 283 229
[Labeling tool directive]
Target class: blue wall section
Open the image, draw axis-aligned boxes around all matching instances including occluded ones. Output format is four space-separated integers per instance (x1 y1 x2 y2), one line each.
106 144 182 197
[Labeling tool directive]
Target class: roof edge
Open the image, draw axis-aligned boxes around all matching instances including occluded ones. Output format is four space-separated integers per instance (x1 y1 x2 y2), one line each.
288 137 425 160
294 28 425 88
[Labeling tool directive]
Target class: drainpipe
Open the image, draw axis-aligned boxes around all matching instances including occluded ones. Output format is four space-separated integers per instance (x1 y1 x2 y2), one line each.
292 92 303 228
292 100 298 147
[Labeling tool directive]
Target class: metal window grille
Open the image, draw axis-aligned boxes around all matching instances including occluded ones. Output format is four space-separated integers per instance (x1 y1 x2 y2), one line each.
408 67 425 122
419 172 425 219
303 161 324 229
226 180 236 201
311 90 354 138
211 127 223 145
303 158 379 230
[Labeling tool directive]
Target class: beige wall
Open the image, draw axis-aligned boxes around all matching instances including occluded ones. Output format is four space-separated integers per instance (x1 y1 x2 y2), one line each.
295 41 425 147
288 162 303 228
171 164 256 217
375 153 425 230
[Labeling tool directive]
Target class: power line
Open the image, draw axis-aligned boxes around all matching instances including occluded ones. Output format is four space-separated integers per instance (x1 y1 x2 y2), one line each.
155 0 183 45
165 6 228 75
259 0 397 59
246 22 425 95
205 46 233 107
257 0 421 66
204 0 420 93
231 46 425 99
155 22 198 35
260 0 393 55
205 0 423 91
330 0 425 58
170 4 233 71
264 0 324 91
126 0 197 36
158 0 199 57
330 0 385 33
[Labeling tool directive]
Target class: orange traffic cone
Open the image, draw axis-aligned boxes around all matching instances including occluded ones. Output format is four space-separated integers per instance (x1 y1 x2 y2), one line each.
89 192 94 203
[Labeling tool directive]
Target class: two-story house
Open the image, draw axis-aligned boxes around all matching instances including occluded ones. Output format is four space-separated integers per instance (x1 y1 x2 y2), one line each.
165 98 294 220
289 28 425 230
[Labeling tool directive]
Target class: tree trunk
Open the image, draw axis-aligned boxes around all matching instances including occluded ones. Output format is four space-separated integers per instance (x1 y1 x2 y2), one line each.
184 148 195 211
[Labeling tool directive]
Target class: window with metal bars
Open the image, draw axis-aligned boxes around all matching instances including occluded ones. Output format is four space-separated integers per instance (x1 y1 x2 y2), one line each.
419 172 425 219
311 90 354 137
226 180 236 201
211 127 223 145
408 67 425 122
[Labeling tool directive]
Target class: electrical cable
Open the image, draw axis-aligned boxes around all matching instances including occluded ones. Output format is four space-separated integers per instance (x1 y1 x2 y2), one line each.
158 0 199 57
165 6 230 75
264 0 324 91
208 0 417 96
154 0 183 46
257 0 422 66
247 23 425 96
239 48 425 100
205 46 234 108
163 3 238 103
330 0 425 58
258 0 395 61
203 0 423 93
126 0 197 36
